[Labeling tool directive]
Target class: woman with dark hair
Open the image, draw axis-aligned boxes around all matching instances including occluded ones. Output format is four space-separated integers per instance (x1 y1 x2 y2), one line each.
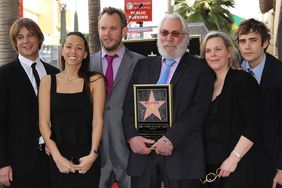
39 32 105 187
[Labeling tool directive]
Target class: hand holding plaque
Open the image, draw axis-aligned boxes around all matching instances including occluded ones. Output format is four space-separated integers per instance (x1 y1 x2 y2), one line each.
134 84 173 146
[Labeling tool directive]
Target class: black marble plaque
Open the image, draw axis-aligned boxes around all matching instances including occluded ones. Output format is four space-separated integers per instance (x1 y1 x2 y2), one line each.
134 84 173 142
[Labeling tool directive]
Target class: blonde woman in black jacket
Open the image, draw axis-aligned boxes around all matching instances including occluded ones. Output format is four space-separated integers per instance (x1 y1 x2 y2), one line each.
201 31 266 188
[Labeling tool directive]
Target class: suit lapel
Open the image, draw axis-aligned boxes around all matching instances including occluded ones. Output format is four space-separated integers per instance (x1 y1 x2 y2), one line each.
260 55 273 88
93 52 103 73
150 56 162 83
113 48 134 87
170 53 192 85
13 58 37 97
41 60 53 74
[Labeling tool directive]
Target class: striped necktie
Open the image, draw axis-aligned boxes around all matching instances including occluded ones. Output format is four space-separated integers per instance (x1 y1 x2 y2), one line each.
247 68 255 77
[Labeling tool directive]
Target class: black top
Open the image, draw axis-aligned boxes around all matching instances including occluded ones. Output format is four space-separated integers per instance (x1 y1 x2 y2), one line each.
204 95 225 164
48 75 101 188
50 75 93 158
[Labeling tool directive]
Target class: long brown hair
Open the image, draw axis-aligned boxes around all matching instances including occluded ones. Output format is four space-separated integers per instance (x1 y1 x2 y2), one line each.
61 32 104 94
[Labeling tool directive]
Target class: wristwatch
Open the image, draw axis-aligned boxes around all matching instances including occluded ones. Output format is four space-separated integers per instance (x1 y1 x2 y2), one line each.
232 150 241 159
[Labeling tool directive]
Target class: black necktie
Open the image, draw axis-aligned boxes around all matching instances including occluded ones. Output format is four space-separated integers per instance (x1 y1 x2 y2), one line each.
31 62 40 88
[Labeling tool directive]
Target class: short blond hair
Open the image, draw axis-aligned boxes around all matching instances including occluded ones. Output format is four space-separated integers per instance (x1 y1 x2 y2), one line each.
201 31 240 69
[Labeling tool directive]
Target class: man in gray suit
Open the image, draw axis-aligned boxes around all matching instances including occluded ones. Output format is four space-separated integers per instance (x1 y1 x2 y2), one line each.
90 7 144 188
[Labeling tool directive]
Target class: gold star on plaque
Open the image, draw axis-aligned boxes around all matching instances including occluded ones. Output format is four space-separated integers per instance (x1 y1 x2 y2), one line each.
139 90 166 120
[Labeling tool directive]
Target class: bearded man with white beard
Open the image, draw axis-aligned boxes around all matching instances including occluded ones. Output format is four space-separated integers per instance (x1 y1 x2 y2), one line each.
122 13 215 188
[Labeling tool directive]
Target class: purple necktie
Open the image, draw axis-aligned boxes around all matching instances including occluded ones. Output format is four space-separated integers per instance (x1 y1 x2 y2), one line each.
105 54 117 95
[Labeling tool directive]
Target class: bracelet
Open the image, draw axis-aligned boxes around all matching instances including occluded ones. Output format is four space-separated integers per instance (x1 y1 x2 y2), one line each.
232 150 241 159
90 149 99 156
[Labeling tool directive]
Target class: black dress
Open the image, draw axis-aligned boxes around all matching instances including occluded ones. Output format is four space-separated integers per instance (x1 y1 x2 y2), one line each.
49 75 100 188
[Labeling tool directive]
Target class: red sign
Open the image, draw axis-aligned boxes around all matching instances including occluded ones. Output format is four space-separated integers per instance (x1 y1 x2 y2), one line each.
19 0 23 18
124 0 152 22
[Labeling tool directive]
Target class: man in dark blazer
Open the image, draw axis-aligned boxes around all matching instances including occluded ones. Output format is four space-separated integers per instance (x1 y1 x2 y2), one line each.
122 13 214 188
0 18 59 188
236 18 282 188
90 7 144 188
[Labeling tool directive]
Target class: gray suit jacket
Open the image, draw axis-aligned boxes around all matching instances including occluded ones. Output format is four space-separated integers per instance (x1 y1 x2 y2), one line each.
90 47 144 170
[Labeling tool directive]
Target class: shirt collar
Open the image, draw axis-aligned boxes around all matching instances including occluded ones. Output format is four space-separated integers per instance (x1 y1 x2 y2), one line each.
161 56 182 65
19 54 41 66
101 45 125 59
241 54 266 83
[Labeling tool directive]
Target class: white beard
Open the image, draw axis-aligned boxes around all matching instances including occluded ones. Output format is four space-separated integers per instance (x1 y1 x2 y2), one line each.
157 37 189 59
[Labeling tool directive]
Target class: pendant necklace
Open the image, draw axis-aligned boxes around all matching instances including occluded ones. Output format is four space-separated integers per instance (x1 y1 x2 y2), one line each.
62 72 78 81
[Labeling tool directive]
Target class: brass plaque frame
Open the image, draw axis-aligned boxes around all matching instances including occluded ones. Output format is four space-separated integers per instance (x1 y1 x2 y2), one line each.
133 84 173 141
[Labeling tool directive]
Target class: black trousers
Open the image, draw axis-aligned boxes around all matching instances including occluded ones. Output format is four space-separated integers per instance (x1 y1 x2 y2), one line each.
131 152 202 188
8 147 50 188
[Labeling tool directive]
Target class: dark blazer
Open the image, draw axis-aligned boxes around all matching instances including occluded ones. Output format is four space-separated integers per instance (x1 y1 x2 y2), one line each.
122 52 214 179
217 69 263 154
259 53 282 182
0 57 59 174
208 68 265 187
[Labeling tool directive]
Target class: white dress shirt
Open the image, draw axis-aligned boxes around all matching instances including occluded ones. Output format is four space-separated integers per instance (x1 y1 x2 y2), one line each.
19 54 47 95
19 54 47 144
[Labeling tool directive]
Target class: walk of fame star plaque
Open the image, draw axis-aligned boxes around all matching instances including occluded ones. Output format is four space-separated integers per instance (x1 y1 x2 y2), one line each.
133 84 173 142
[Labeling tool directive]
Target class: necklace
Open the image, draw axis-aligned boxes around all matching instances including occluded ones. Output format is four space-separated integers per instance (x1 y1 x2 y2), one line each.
61 72 79 81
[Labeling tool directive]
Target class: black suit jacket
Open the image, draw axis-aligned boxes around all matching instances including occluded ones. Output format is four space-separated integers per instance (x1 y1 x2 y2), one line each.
0 57 59 174
122 52 214 179
260 53 282 171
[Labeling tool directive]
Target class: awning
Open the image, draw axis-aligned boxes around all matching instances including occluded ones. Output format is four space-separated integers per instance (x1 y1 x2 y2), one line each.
259 0 274 13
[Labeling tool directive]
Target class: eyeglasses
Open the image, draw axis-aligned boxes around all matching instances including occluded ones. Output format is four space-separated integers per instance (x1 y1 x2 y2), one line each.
160 30 186 38
200 168 220 184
